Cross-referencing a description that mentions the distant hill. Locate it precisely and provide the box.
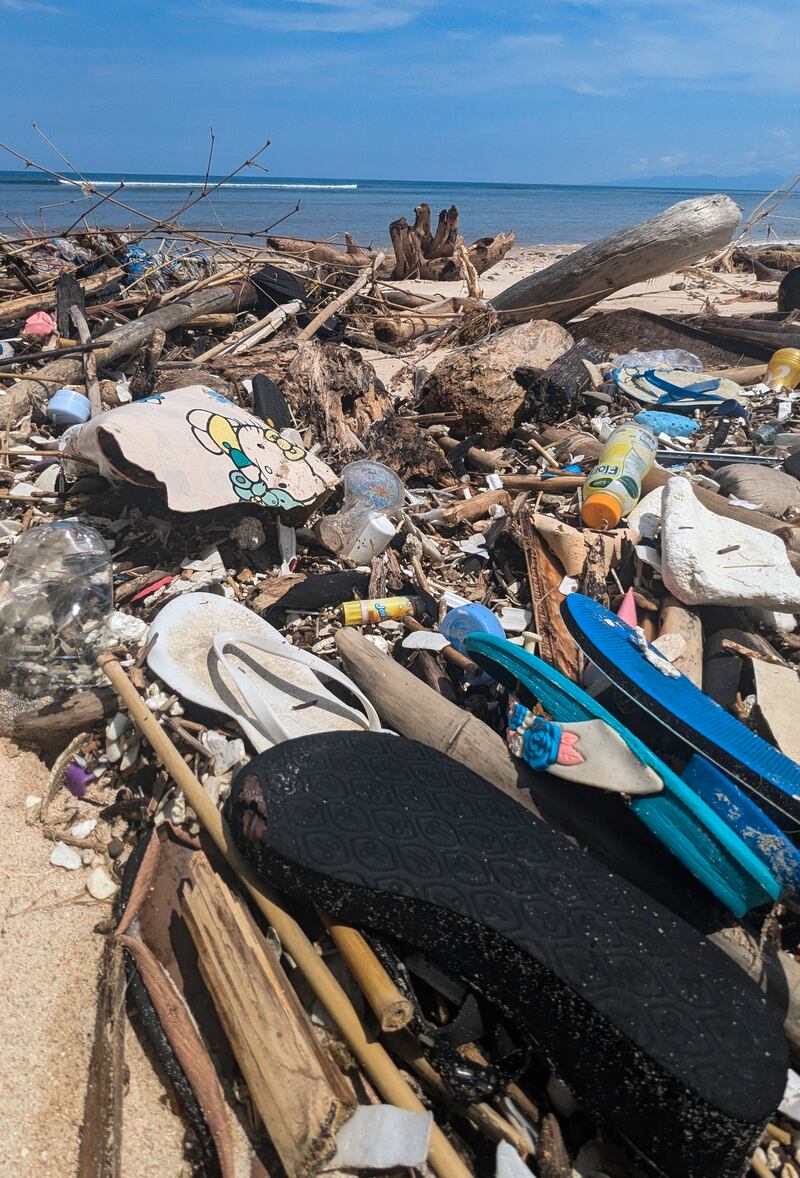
[607,172,791,192]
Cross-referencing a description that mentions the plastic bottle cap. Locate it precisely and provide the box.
[581,492,622,531]
[341,601,365,626]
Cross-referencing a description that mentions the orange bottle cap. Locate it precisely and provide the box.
[581,492,622,531]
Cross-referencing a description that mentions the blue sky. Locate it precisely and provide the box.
[2,0,798,183]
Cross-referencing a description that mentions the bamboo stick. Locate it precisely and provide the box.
[321,915,413,1032]
[97,653,473,1178]
[193,299,301,364]
[297,253,385,344]
[71,306,102,417]
[387,1032,532,1158]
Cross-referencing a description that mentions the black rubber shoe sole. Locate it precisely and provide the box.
[225,732,786,1178]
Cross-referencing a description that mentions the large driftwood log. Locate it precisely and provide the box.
[267,235,392,275]
[492,194,741,325]
[269,204,514,282]
[0,281,257,429]
[389,203,514,280]
[418,319,574,447]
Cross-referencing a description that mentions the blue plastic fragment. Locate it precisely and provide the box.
[634,410,700,438]
[713,399,749,420]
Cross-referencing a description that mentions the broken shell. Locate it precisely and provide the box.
[86,865,119,901]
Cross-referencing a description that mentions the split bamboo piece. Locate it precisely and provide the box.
[182,853,354,1176]
[71,306,102,417]
[297,253,385,344]
[320,915,413,1032]
[97,653,473,1178]
[194,299,301,364]
[77,937,125,1178]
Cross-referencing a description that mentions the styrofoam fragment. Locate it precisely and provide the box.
[661,477,800,610]
[495,1140,537,1178]
[402,630,450,652]
[499,607,533,633]
[328,1105,432,1170]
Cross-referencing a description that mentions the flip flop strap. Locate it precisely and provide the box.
[212,629,381,745]
[640,369,722,402]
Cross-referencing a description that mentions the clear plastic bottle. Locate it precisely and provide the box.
[317,461,405,562]
[581,423,657,530]
[0,520,113,698]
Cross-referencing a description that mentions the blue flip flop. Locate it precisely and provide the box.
[464,633,782,917]
[682,755,800,895]
[560,594,800,840]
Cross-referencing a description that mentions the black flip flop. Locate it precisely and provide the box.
[225,732,786,1178]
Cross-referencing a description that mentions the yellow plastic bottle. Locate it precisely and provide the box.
[581,423,657,530]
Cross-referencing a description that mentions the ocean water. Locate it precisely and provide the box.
[0,171,796,247]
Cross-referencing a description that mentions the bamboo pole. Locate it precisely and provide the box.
[193,299,301,364]
[320,915,413,1032]
[97,653,473,1178]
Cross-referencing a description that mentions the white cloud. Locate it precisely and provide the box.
[219,0,432,33]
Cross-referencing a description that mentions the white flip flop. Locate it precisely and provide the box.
[506,703,663,796]
[147,592,381,751]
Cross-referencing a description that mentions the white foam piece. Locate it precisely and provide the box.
[328,1105,432,1170]
[495,1140,537,1178]
[661,477,800,610]
[402,630,450,651]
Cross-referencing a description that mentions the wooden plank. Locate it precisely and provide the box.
[750,659,800,763]
[658,596,703,687]
[519,512,581,682]
[77,937,125,1178]
[181,853,355,1178]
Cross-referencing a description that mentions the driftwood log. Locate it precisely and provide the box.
[213,333,391,455]
[492,194,741,325]
[373,296,478,346]
[269,203,514,282]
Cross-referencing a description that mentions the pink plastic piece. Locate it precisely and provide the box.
[23,310,56,336]
[616,586,638,627]
[555,730,585,767]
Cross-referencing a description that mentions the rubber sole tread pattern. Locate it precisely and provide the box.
[225,732,786,1178]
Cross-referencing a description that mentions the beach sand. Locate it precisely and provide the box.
[367,243,776,388]
[0,241,780,1177]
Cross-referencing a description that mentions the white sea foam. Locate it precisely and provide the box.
[56,179,357,190]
